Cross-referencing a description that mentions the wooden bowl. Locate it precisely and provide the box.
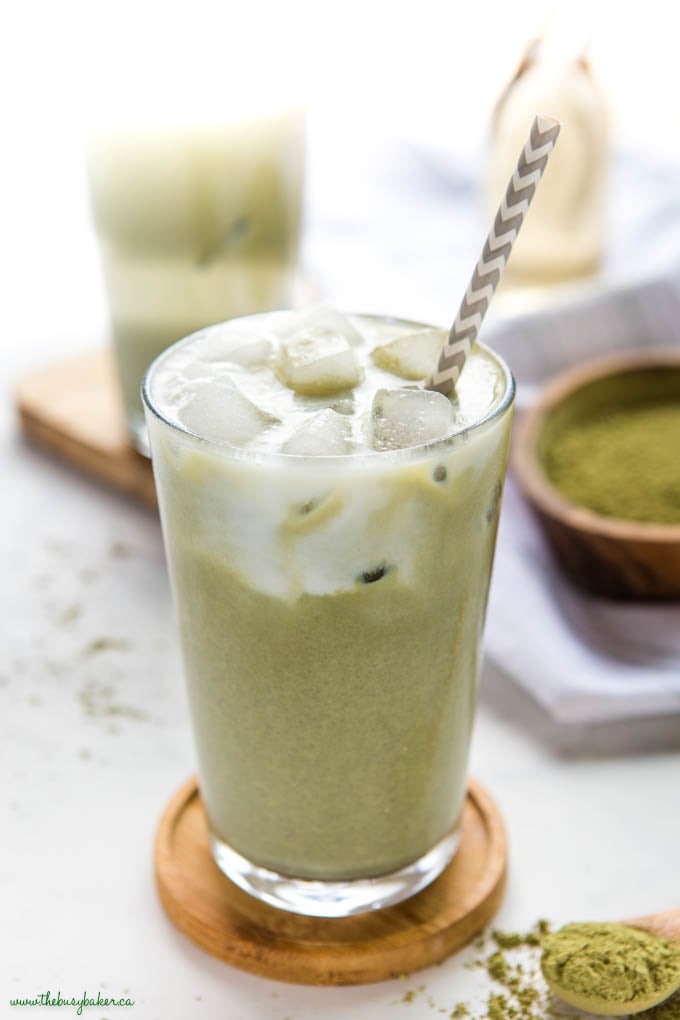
[512,350,680,601]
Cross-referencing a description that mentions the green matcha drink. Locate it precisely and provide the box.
[144,308,514,916]
[87,110,304,454]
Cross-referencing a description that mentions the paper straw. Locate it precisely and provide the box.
[428,114,561,395]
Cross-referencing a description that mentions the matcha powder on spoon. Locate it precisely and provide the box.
[541,922,680,1014]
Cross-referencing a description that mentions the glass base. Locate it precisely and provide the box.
[210,827,462,918]
[127,412,151,458]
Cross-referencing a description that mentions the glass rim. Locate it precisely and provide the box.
[141,311,516,468]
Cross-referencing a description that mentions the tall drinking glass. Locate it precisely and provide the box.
[143,310,514,916]
[87,110,305,454]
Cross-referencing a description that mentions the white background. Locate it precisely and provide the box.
[4,0,680,355]
[2,3,680,1019]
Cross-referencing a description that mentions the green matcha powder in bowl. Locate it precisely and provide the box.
[512,352,680,600]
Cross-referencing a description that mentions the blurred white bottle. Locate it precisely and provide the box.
[487,31,609,288]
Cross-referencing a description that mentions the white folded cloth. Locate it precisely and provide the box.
[486,480,680,725]
[488,265,680,408]
[483,270,680,725]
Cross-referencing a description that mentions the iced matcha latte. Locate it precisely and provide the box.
[144,308,514,916]
[87,110,304,453]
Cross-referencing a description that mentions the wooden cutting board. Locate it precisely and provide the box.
[15,349,157,507]
[155,776,508,986]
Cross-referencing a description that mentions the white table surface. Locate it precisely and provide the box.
[3,117,680,1020]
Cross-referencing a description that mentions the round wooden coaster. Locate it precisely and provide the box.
[154,777,507,986]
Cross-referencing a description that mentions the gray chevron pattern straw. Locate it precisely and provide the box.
[428,114,561,394]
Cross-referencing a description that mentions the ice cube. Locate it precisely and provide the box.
[181,360,233,382]
[283,409,352,456]
[273,306,365,347]
[197,326,273,367]
[329,397,355,416]
[276,332,363,395]
[370,328,445,380]
[369,388,455,451]
[178,380,279,446]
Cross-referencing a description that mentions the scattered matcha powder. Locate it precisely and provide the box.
[487,994,511,1020]
[83,637,132,656]
[396,923,554,1019]
[644,994,680,1020]
[78,679,146,721]
[55,603,81,625]
[109,540,133,559]
[488,952,509,983]
[44,538,73,557]
[493,932,524,949]
[481,923,555,1020]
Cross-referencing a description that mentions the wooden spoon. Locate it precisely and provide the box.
[542,909,680,1016]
